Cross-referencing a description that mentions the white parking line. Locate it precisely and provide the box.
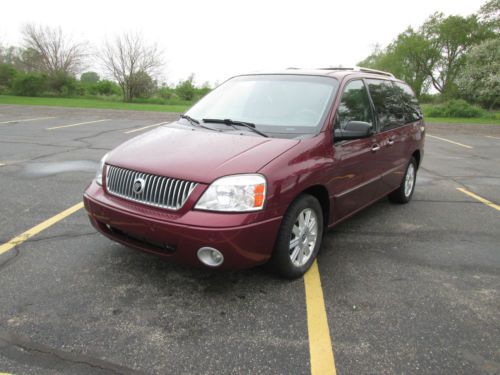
[0,116,55,125]
[485,135,500,140]
[0,163,5,167]
[427,134,473,149]
[124,122,170,134]
[46,119,110,130]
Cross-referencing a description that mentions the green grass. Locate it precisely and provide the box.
[425,117,500,125]
[0,95,192,113]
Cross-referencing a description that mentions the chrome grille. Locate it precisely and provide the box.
[106,165,197,210]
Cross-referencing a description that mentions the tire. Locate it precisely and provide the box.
[388,156,417,204]
[271,194,324,279]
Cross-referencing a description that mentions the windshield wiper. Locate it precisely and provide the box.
[202,118,269,138]
[180,114,221,132]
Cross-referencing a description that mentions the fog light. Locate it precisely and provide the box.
[197,247,224,267]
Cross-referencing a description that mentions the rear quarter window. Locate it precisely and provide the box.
[394,82,423,123]
[365,79,405,131]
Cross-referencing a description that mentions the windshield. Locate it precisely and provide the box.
[185,75,339,137]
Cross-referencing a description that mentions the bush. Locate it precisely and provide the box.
[95,80,121,96]
[48,72,79,96]
[425,99,485,118]
[0,64,17,89]
[175,79,196,101]
[11,72,48,96]
[157,86,175,99]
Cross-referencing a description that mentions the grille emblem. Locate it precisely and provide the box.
[132,178,145,195]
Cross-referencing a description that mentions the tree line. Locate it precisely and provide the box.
[358,0,499,110]
[0,26,210,103]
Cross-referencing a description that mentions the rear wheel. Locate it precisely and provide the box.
[271,194,323,279]
[388,157,417,204]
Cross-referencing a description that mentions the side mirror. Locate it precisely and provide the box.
[334,121,372,141]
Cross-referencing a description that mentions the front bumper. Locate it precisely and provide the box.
[83,182,282,269]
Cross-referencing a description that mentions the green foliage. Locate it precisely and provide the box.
[359,29,436,97]
[85,80,121,96]
[0,64,17,91]
[157,86,176,100]
[421,12,493,95]
[424,100,485,118]
[48,72,79,96]
[479,0,500,33]
[457,38,500,109]
[175,76,196,101]
[11,72,48,96]
[80,71,100,83]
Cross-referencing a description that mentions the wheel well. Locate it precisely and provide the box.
[412,150,421,168]
[301,185,330,227]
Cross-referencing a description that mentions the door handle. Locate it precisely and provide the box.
[388,138,394,145]
[371,144,381,152]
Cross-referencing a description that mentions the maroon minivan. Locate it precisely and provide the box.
[84,68,425,278]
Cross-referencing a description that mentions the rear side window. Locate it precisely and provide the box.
[366,79,405,131]
[335,80,373,131]
[394,82,423,123]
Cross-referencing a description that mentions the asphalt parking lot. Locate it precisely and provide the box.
[0,105,499,375]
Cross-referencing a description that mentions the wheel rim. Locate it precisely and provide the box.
[404,163,415,197]
[289,208,318,267]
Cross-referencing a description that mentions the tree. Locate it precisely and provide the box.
[457,38,500,109]
[359,29,438,97]
[21,24,87,75]
[478,0,500,33]
[421,13,491,96]
[80,71,100,83]
[100,32,163,102]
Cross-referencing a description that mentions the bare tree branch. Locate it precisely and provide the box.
[21,23,88,76]
[99,32,164,102]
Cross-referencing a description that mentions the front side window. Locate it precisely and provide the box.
[335,80,374,131]
[366,79,405,131]
[186,75,339,138]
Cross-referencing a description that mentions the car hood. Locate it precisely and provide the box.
[106,124,300,184]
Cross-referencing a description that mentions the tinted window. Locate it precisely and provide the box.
[366,79,405,130]
[394,82,423,123]
[335,80,373,131]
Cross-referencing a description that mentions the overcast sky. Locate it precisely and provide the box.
[1,0,485,86]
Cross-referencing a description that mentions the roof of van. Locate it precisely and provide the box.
[237,67,400,81]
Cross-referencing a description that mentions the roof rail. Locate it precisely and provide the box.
[317,66,395,78]
[356,66,394,78]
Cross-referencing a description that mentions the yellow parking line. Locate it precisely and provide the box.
[0,116,55,125]
[0,202,84,256]
[304,260,337,375]
[427,134,473,149]
[47,119,109,130]
[457,188,500,212]
[485,135,500,140]
[124,122,169,134]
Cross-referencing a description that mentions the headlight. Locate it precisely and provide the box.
[95,153,108,186]
[195,174,266,212]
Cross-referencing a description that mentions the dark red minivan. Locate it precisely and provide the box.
[84,68,425,278]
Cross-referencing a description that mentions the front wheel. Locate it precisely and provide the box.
[271,194,324,279]
[388,156,417,204]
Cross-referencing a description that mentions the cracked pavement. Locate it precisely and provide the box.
[0,105,499,374]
